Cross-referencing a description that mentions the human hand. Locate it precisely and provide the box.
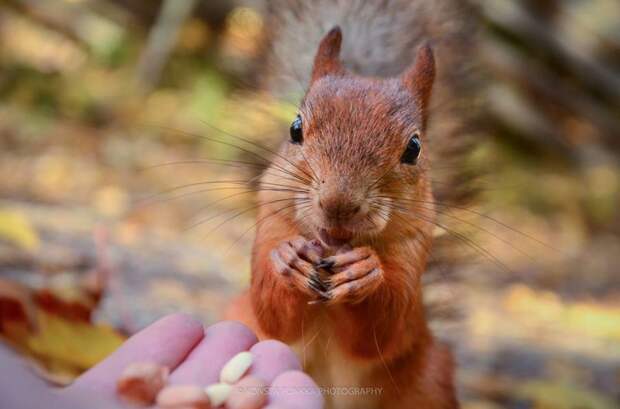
[1,314,323,409]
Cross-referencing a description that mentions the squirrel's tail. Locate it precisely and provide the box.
[260,0,481,324]
[261,0,475,91]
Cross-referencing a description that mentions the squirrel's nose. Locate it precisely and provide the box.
[319,197,362,221]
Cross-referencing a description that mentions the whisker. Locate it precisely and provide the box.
[188,188,309,225]
[139,158,265,172]
[371,194,561,253]
[373,196,541,264]
[199,121,318,184]
[298,147,320,186]
[206,198,306,241]
[403,201,541,263]
[225,200,314,255]
[387,208,515,275]
[373,326,401,396]
[136,178,309,207]
[367,160,400,192]
[133,181,252,209]
[140,158,314,186]
[152,125,313,186]
[190,197,309,236]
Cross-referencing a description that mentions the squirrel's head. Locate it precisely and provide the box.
[266,26,437,246]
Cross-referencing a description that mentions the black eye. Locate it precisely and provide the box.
[290,114,303,145]
[401,134,421,164]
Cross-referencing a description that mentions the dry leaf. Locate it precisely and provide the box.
[0,209,40,251]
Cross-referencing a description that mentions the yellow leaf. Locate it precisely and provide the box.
[0,209,40,251]
[24,311,125,374]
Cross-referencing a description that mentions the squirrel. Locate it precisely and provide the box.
[226,1,476,408]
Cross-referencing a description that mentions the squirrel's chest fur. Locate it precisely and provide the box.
[290,316,381,409]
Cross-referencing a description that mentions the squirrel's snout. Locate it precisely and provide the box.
[318,196,362,223]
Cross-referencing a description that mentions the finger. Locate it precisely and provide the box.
[272,249,294,277]
[169,321,257,385]
[336,244,352,254]
[290,237,324,264]
[248,340,301,384]
[273,249,325,299]
[280,242,317,278]
[326,258,377,287]
[278,241,299,266]
[71,313,204,394]
[292,256,318,278]
[328,268,382,304]
[317,247,370,269]
[279,243,320,280]
[268,370,324,409]
[293,269,325,299]
[277,240,324,283]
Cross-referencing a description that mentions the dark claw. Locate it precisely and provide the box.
[309,273,328,291]
[309,278,331,297]
[308,278,330,297]
[316,260,335,269]
[308,279,323,294]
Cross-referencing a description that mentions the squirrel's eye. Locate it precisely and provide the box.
[290,114,303,145]
[401,134,421,164]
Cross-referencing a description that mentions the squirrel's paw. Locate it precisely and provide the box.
[318,247,384,304]
[270,236,329,300]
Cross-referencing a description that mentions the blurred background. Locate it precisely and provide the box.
[0,0,618,408]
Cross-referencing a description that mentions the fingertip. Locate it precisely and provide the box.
[206,320,258,345]
[269,370,324,409]
[272,370,319,388]
[157,312,205,335]
[249,340,301,383]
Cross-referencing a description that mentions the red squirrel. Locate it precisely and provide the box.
[226,23,460,408]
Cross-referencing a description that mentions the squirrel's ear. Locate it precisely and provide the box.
[402,43,436,117]
[311,26,345,83]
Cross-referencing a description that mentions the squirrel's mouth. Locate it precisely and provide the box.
[318,228,353,247]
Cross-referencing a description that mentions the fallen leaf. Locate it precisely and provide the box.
[0,209,40,251]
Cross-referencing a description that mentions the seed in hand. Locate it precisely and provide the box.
[220,351,253,384]
[116,362,169,406]
[205,383,232,407]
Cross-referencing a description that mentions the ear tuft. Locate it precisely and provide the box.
[311,26,345,82]
[402,43,436,119]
